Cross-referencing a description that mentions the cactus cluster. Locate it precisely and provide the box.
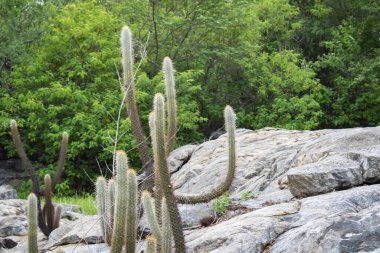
[96,151,158,253]
[118,25,237,253]
[10,120,67,236]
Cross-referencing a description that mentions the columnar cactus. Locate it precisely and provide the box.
[121,26,154,191]
[96,177,108,244]
[28,193,38,253]
[152,93,185,252]
[125,169,138,253]
[161,198,172,253]
[10,120,68,236]
[175,105,236,204]
[163,57,177,153]
[111,151,129,253]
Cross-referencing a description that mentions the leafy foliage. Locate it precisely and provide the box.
[1,0,379,194]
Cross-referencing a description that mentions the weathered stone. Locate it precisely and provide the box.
[287,155,363,197]
[0,159,26,187]
[44,243,110,253]
[43,215,103,251]
[185,184,380,253]
[269,185,380,253]
[0,185,18,200]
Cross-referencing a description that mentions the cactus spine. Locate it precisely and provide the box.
[125,169,138,253]
[153,94,185,253]
[121,26,154,192]
[28,193,38,253]
[111,151,129,253]
[175,105,236,204]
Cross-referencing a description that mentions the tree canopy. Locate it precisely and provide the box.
[1,0,379,193]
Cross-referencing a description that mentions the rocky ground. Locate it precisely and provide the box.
[1,127,380,252]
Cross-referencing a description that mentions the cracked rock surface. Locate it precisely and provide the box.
[2,127,380,252]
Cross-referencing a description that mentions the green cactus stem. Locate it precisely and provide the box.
[149,112,162,224]
[53,205,62,230]
[27,193,38,253]
[163,57,177,153]
[125,169,138,253]
[96,177,108,244]
[52,132,68,188]
[43,174,55,233]
[107,179,115,244]
[142,191,162,243]
[175,105,236,204]
[153,94,185,253]
[111,151,129,253]
[120,26,154,192]
[161,198,172,253]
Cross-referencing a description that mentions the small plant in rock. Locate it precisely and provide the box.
[213,192,231,216]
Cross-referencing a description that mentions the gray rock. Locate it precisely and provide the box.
[0,200,27,237]
[44,243,110,253]
[43,215,103,252]
[185,184,380,253]
[0,159,26,187]
[0,185,18,200]
[287,155,363,197]
[269,184,380,253]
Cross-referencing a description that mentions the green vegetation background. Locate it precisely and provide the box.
[1,0,379,195]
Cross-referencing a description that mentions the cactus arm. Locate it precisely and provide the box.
[120,26,154,192]
[146,236,157,253]
[153,94,185,253]
[125,169,138,253]
[53,205,62,229]
[111,151,129,253]
[161,198,173,253]
[96,177,108,244]
[149,112,162,223]
[142,191,162,243]
[106,179,115,244]
[53,132,69,188]
[175,106,236,204]
[163,57,177,153]
[10,120,42,211]
[43,174,55,234]
[27,193,38,253]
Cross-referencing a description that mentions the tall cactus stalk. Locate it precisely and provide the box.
[53,132,68,188]
[149,112,162,224]
[43,175,55,233]
[28,193,38,253]
[125,169,138,253]
[161,198,172,253]
[175,105,236,204]
[107,179,115,244]
[142,191,162,243]
[96,177,108,244]
[121,26,154,192]
[153,94,185,253]
[163,57,177,153]
[111,151,129,253]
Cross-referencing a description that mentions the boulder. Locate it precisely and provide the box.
[0,185,18,200]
